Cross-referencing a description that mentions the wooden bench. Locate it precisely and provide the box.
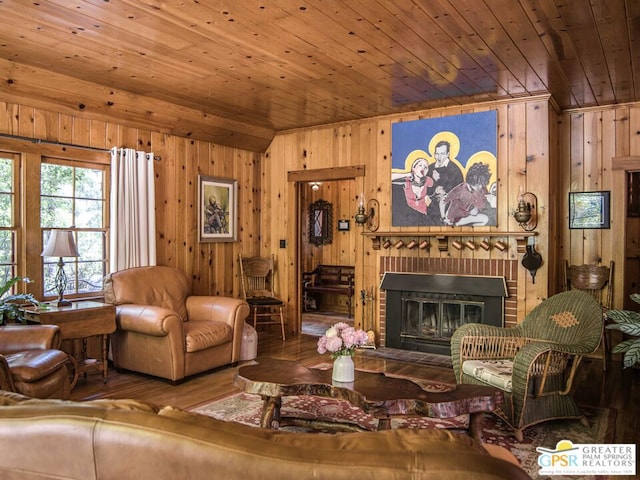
[303,264,355,317]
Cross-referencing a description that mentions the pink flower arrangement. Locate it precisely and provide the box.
[317,322,369,359]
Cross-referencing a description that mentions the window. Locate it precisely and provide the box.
[41,159,108,299]
[0,153,17,287]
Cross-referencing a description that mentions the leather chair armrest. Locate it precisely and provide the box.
[0,325,61,353]
[116,305,184,338]
[186,297,249,328]
[186,297,250,361]
[0,355,17,392]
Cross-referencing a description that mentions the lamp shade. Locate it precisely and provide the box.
[41,230,80,258]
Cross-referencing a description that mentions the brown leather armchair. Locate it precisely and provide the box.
[0,324,70,399]
[104,266,250,383]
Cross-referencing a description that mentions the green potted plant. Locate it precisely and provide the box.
[606,293,640,368]
[0,276,40,325]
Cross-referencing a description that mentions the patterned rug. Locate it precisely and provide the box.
[192,378,616,480]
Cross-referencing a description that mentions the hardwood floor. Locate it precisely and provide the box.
[71,327,639,447]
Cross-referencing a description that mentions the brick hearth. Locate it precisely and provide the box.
[378,256,518,347]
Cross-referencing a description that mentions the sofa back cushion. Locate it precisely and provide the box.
[104,266,190,321]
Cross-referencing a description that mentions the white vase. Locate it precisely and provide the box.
[332,355,355,383]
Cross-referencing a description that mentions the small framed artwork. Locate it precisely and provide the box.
[198,175,238,242]
[337,219,350,231]
[569,191,610,229]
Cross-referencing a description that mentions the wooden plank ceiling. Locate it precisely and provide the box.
[0,0,638,152]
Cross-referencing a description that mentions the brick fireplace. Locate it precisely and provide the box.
[378,257,518,353]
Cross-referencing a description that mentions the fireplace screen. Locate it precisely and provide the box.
[381,273,507,356]
[401,293,484,345]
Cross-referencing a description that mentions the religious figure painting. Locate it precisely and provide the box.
[391,111,498,227]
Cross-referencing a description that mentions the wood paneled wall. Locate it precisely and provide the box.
[0,101,262,298]
[268,96,555,331]
[3,96,639,335]
[559,105,640,309]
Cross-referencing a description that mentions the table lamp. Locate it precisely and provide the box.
[41,230,80,306]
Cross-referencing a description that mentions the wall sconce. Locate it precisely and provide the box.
[513,191,537,231]
[354,193,379,232]
[310,182,320,191]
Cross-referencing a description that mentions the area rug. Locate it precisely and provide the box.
[192,386,616,480]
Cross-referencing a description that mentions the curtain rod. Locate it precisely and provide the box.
[0,133,161,161]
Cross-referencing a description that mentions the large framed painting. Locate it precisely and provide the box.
[569,191,610,229]
[391,111,498,227]
[198,175,238,242]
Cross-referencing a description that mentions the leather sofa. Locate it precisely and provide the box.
[0,390,530,480]
[0,325,70,399]
[104,266,250,383]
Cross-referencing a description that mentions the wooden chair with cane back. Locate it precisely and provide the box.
[564,261,614,371]
[239,254,286,341]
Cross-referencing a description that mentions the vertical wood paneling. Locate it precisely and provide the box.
[525,100,550,307]
[506,101,530,319]
[582,111,602,263]
[5,96,640,330]
[72,116,91,147]
[568,113,585,264]
[89,120,107,149]
[268,98,555,330]
[2,102,263,302]
[183,139,196,284]
[548,107,562,294]
[18,106,35,137]
[559,104,640,309]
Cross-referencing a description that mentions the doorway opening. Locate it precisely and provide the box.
[625,170,640,310]
[288,166,365,336]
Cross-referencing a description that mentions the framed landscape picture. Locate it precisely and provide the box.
[198,175,238,242]
[569,191,610,229]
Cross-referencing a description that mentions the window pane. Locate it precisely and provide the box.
[0,195,11,227]
[0,158,12,193]
[75,199,103,228]
[41,197,73,228]
[41,159,107,299]
[0,230,13,264]
[0,156,15,285]
[78,261,105,293]
[0,157,13,228]
[77,231,104,261]
[76,168,103,199]
[0,265,14,292]
[41,163,73,197]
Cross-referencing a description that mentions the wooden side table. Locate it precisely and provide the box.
[22,301,116,388]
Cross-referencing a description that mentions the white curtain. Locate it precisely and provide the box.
[109,147,157,272]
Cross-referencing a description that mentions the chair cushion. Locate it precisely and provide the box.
[183,321,232,353]
[6,350,68,382]
[247,297,284,306]
[462,359,514,392]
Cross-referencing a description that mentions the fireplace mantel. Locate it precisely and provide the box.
[363,230,537,252]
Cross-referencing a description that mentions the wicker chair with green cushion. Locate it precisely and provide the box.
[451,290,603,441]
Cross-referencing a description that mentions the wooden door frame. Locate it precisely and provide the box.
[287,166,365,333]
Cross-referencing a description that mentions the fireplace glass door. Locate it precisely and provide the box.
[401,293,484,347]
